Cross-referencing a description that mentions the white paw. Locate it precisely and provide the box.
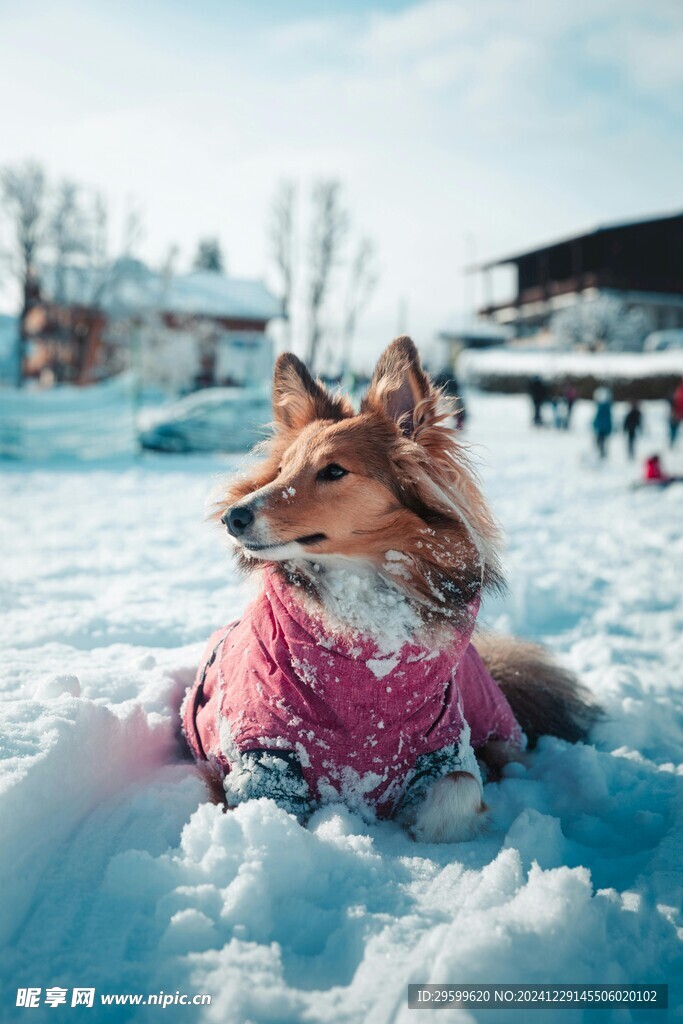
[412,771,486,843]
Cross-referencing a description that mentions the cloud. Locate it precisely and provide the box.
[361,0,474,60]
[585,19,683,98]
[358,0,683,113]
[266,17,342,56]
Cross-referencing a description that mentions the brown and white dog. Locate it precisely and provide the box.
[184,337,598,842]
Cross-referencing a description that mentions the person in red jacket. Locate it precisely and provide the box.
[642,454,683,486]
[644,454,665,482]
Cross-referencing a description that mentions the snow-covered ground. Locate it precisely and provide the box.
[0,375,137,460]
[1,394,682,1023]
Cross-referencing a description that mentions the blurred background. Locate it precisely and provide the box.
[0,0,682,456]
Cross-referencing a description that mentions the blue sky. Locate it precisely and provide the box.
[1,0,681,366]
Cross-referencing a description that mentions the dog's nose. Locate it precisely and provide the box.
[222,505,254,537]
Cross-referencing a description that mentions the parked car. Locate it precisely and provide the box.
[138,386,271,453]
[644,330,683,352]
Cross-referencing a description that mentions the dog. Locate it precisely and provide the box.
[182,336,598,842]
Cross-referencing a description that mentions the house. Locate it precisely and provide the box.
[472,211,683,339]
[26,260,282,390]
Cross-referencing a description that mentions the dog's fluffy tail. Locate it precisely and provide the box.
[475,633,601,747]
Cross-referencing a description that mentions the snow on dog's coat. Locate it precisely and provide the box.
[182,566,523,818]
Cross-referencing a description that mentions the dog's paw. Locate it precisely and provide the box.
[411,771,487,843]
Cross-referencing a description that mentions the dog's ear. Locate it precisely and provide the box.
[361,336,433,436]
[273,353,351,429]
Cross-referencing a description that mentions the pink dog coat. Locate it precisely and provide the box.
[182,568,522,818]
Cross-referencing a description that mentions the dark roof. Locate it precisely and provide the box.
[472,211,683,271]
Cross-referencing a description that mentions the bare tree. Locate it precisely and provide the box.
[552,296,651,353]
[0,162,158,386]
[340,237,378,374]
[91,192,108,268]
[121,202,145,260]
[0,160,47,385]
[84,198,145,310]
[306,180,347,370]
[268,180,296,344]
[46,188,147,383]
[85,201,147,381]
[49,181,92,304]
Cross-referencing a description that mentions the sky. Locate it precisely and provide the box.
[1,0,682,369]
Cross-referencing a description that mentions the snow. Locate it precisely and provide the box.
[0,380,273,461]
[163,272,282,322]
[37,262,282,323]
[0,374,137,460]
[460,346,683,385]
[297,561,423,658]
[2,394,682,1022]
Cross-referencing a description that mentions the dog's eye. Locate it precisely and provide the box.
[316,463,348,481]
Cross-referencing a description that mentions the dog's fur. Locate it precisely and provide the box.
[211,336,599,840]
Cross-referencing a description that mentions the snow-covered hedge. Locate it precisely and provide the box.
[0,374,137,460]
[459,349,683,399]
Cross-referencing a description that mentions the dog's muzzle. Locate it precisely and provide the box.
[222,505,254,537]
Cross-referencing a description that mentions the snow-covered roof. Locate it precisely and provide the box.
[459,346,683,383]
[437,318,512,345]
[37,261,282,323]
[164,271,282,320]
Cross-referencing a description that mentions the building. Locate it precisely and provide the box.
[26,260,282,390]
[435,319,512,370]
[473,212,683,338]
